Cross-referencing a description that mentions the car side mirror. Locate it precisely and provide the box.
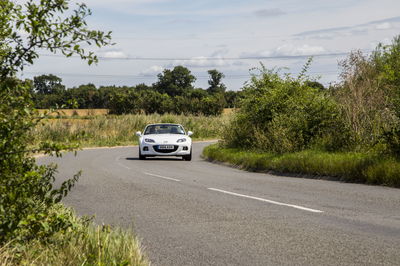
[187,131,193,136]
[135,131,142,137]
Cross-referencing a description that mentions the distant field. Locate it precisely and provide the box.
[38,109,109,117]
[223,108,236,115]
[30,113,228,148]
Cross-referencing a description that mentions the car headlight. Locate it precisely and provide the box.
[144,138,155,143]
[177,138,187,143]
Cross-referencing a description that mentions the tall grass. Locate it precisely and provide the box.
[0,228,148,266]
[203,144,400,187]
[29,113,228,147]
[0,205,148,266]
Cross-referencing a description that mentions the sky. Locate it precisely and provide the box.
[19,0,400,90]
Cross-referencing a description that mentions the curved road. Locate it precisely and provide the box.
[39,142,400,266]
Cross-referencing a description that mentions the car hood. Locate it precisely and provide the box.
[142,134,190,144]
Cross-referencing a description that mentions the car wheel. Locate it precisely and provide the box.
[183,148,192,161]
[139,149,146,160]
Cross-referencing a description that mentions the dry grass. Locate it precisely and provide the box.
[30,113,228,147]
[335,51,398,146]
[222,108,236,115]
[0,206,148,266]
[38,109,109,117]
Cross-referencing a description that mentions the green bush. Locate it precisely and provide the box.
[0,79,80,244]
[373,36,400,116]
[223,65,346,153]
[208,39,400,188]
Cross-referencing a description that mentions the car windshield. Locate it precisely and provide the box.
[144,124,185,135]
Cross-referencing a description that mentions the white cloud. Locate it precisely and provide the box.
[168,48,241,68]
[273,44,326,56]
[296,16,400,40]
[19,0,400,91]
[171,57,229,68]
[98,49,127,59]
[140,65,164,76]
[375,22,392,30]
[242,44,326,58]
[72,0,178,16]
[169,54,245,68]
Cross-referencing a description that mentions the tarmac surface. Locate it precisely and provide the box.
[39,142,400,266]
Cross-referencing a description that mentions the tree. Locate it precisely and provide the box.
[0,0,112,78]
[134,83,152,91]
[189,88,208,99]
[32,75,69,108]
[66,83,98,108]
[108,87,141,114]
[138,90,173,114]
[33,74,65,95]
[224,90,242,108]
[199,95,225,116]
[0,0,112,243]
[305,81,325,91]
[207,69,226,94]
[154,66,196,97]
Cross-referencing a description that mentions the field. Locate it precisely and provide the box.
[38,109,109,117]
[30,113,229,148]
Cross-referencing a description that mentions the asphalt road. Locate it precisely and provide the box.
[39,142,400,266]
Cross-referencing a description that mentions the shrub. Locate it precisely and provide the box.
[333,50,398,150]
[0,79,80,244]
[223,64,345,153]
[373,36,400,116]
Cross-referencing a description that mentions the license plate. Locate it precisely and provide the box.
[158,145,174,149]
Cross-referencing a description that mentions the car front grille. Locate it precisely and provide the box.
[153,145,179,153]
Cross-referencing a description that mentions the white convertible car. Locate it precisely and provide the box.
[136,123,193,161]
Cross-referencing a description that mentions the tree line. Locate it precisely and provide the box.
[31,66,243,116]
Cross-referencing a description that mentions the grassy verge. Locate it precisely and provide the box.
[0,205,148,266]
[29,113,228,148]
[202,143,400,187]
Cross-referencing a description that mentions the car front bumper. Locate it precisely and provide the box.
[140,144,191,156]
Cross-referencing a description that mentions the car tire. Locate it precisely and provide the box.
[183,148,192,161]
[139,149,146,160]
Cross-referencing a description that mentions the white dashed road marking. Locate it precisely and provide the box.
[144,172,181,182]
[208,188,324,213]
